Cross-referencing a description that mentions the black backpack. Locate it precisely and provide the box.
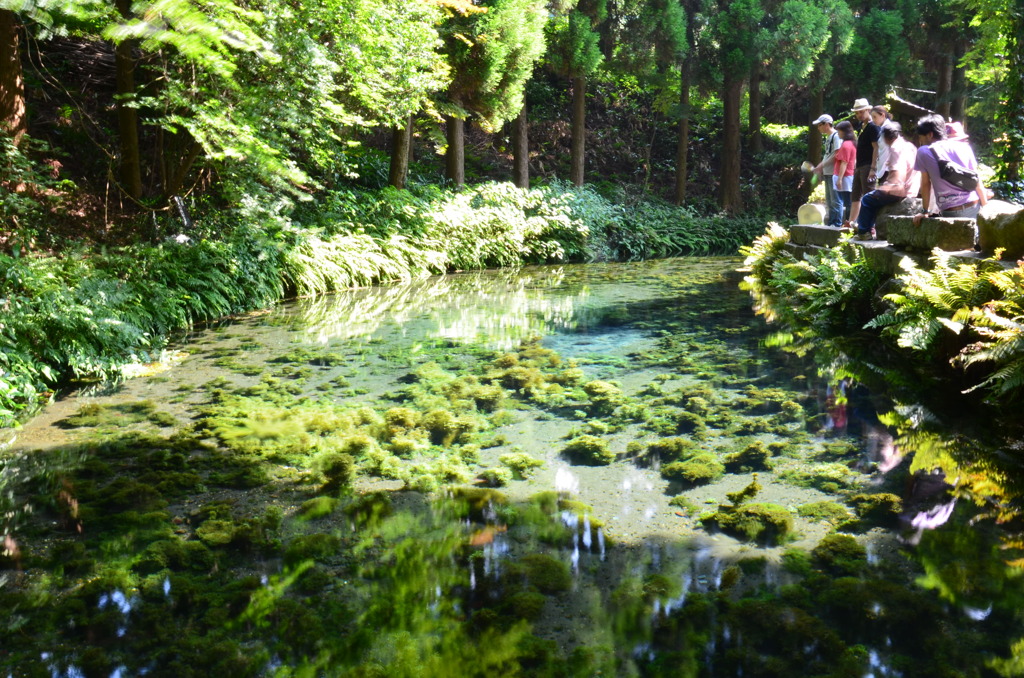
[929,146,979,191]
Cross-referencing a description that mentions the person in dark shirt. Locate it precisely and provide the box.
[848,98,880,226]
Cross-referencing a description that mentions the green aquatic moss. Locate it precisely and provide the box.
[646,437,699,462]
[283,533,342,568]
[498,451,544,478]
[519,553,572,594]
[661,455,724,486]
[196,519,237,546]
[676,411,708,439]
[562,435,615,465]
[58,401,159,428]
[480,467,513,487]
[704,503,794,545]
[724,441,773,472]
[298,496,341,520]
[725,476,762,506]
[668,495,700,515]
[848,493,903,526]
[812,534,868,575]
[315,452,355,493]
[797,501,852,525]
[582,380,624,415]
[778,463,858,493]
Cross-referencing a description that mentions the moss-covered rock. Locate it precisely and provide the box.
[812,534,868,575]
[848,493,903,526]
[661,455,724,486]
[704,503,793,545]
[646,437,699,463]
[582,380,624,415]
[797,501,852,526]
[479,467,513,487]
[498,451,544,478]
[723,441,773,472]
[562,435,615,465]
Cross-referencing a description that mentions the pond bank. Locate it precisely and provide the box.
[0,182,770,429]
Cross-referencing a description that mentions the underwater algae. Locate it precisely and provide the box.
[3,258,1022,676]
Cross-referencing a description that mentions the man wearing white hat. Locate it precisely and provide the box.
[811,114,842,227]
[849,98,880,225]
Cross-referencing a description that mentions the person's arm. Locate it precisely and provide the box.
[814,133,839,172]
[913,172,933,225]
[878,166,907,195]
[834,159,848,186]
[868,141,879,180]
[976,177,988,205]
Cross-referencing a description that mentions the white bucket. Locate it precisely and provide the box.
[797,203,826,225]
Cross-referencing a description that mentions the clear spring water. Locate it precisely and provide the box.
[2,257,1022,677]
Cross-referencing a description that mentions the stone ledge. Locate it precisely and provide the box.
[886,215,976,252]
[788,224,851,247]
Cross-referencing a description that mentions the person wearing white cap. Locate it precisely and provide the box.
[811,114,842,227]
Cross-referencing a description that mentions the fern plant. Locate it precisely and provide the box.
[867,250,999,352]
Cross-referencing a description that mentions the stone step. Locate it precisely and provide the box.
[788,224,852,247]
[885,215,976,251]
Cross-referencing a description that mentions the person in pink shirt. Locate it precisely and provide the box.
[855,122,920,240]
[832,120,857,225]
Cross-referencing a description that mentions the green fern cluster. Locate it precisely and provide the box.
[742,225,1024,399]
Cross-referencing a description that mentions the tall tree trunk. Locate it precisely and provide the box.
[389,116,413,190]
[0,10,26,145]
[950,42,967,123]
[674,61,691,205]
[719,74,743,213]
[512,105,529,189]
[114,0,143,200]
[936,53,953,120]
[748,59,763,154]
[570,75,586,187]
[445,115,465,188]
[808,86,823,163]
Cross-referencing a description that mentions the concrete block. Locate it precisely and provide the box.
[874,198,923,241]
[783,242,820,261]
[978,200,1024,260]
[885,215,976,252]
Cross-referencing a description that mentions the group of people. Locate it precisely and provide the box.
[811,98,987,241]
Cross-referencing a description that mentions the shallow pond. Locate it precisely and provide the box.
[2,257,1023,677]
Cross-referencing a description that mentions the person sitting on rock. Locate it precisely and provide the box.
[913,114,987,225]
[854,123,920,240]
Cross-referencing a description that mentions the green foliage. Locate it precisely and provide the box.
[842,9,913,105]
[442,0,548,129]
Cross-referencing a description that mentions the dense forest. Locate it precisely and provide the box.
[1,0,1023,422]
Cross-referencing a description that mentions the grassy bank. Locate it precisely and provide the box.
[0,181,768,428]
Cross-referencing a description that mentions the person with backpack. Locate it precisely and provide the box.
[812,114,843,227]
[913,114,987,223]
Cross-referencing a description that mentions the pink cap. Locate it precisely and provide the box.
[946,121,969,140]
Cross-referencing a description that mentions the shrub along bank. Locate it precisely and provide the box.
[739,224,1024,408]
[0,181,767,428]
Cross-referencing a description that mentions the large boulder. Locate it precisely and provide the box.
[886,215,976,252]
[874,198,923,241]
[978,200,1024,259]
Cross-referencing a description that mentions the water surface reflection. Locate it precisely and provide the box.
[1,258,1023,676]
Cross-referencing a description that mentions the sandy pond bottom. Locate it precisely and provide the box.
[0,258,1013,677]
